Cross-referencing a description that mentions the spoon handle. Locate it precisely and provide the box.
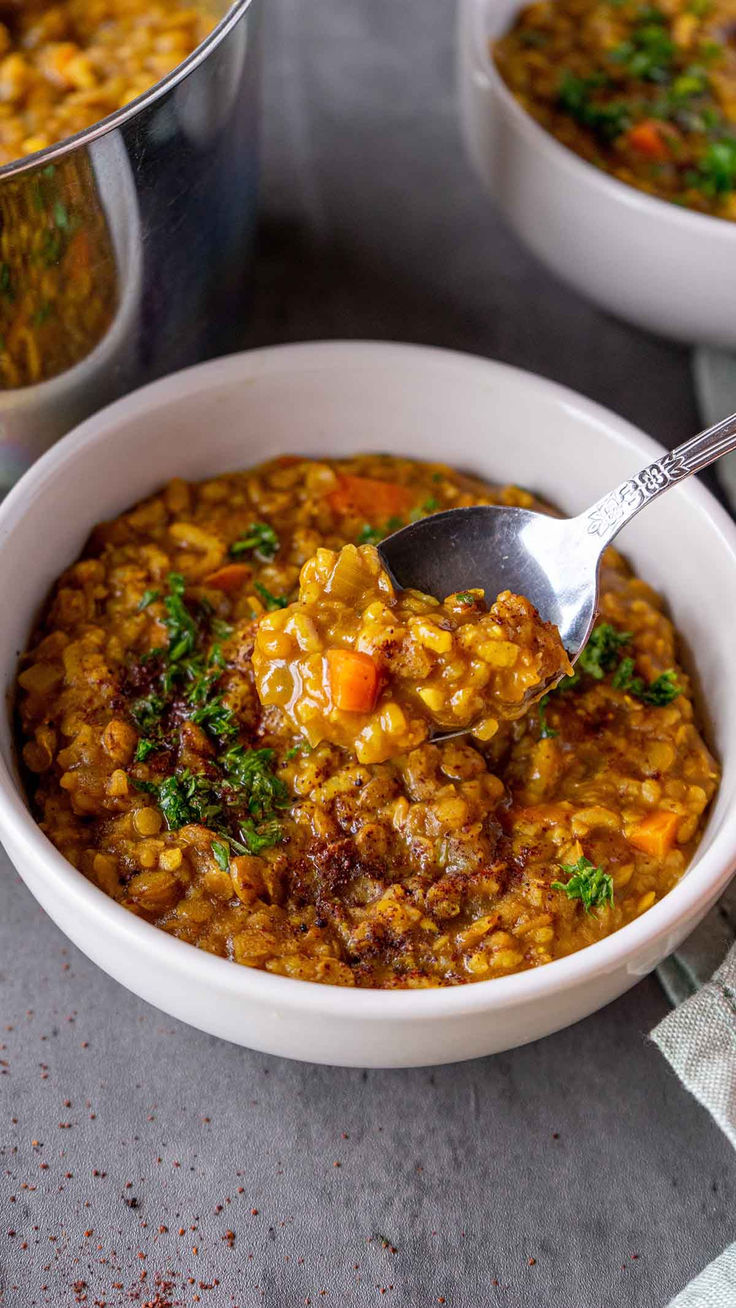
[577,409,736,548]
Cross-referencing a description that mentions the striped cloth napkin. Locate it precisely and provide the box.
[652,350,736,1306]
[652,886,736,1304]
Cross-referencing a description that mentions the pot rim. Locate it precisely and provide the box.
[0,0,255,182]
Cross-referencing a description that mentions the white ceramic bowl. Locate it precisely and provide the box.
[458,0,736,348]
[1,341,735,1067]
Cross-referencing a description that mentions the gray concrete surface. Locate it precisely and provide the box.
[2,0,734,1304]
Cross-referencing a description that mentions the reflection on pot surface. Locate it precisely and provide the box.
[0,154,117,388]
[0,0,261,490]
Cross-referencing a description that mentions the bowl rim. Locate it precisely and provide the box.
[0,0,255,182]
[465,0,736,241]
[2,338,736,1021]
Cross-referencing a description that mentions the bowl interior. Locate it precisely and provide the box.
[1,341,735,950]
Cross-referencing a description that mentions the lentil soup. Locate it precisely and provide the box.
[16,455,719,989]
[494,0,736,220]
[0,0,216,166]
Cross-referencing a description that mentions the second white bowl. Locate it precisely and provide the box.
[458,0,736,348]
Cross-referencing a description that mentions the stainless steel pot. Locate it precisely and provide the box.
[0,0,261,489]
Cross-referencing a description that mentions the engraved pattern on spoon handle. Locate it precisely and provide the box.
[578,410,736,548]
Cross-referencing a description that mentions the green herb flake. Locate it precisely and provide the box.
[210,617,234,641]
[137,587,160,612]
[134,738,158,763]
[211,838,231,872]
[156,770,225,831]
[163,572,198,662]
[221,745,290,820]
[557,71,631,141]
[239,819,284,855]
[132,777,158,796]
[578,623,632,680]
[130,693,165,734]
[695,137,736,196]
[230,522,280,562]
[356,524,383,546]
[611,14,675,83]
[190,694,239,743]
[612,658,681,705]
[552,856,614,912]
[254,581,288,612]
[284,740,312,761]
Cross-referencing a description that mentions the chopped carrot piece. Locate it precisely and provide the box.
[203,563,251,593]
[327,648,380,713]
[625,120,671,162]
[327,475,413,521]
[629,810,680,858]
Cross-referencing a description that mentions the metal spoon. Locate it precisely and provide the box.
[378,410,736,705]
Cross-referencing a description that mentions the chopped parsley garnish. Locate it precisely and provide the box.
[356,524,383,546]
[694,138,736,196]
[556,622,632,693]
[612,659,680,705]
[221,746,290,820]
[157,771,224,830]
[137,588,160,612]
[134,738,158,763]
[254,581,288,611]
[211,838,231,872]
[239,819,284,855]
[163,572,197,662]
[355,515,406,546]
[130,692,165,734]
[210,617,234,641]
[135,764,287,854]
[552,856,614,912]
[558,72,631,142]
[230,522,280,563]
[126,574,293,853]
[185,643,225,707]
[579,623,633,680]
[610,11,675,83]
[284,740,312,761]
[539,622,680,731]
[454,592,476,606]
[189,695,239,743]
